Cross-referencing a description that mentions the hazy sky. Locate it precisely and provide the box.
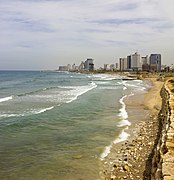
[0,0,174,70]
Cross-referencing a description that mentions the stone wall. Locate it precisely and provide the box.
[143,79,174,180]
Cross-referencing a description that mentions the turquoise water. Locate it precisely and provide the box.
[0,71,148,179]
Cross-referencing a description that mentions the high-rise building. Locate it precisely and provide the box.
[110,64,115,71]
[149,54,161,72]
[67,64,71,71]
[78,61,85,71]
[84,58,94,71]
[141,55,148,65]
[127,55,132,70]
[119,58,127,71]
[141,55,149,71]
[72,64,76,71]
[131,52,142,71]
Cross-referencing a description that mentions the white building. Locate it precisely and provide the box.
[141,55,148,65]
[131,52,142,71]
[119,58,127,71]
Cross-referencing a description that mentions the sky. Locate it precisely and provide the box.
[0,0,174,70]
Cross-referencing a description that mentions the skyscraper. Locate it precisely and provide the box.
[131,52,142,71]
[84,58,94,71]
[149,54,161,72]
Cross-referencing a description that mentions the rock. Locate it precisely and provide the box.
[161,144,168,154]
[111,175,116,180]
[123,165,130,172]
[73,155,83,159]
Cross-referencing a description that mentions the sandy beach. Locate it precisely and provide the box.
[101,78,164,179]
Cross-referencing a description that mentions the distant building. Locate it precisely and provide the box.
[142,64,150,72]
[84,58,94,71]
[149,54,161,72]
[59,66,68,71]
[67,64,71,71]
[78,61,85,71]
[115,63,119,70]
[141,55,149,71]
[110,64,115,71]
[127,55,132,70]
[141,55,148,65]
[131,52,142,71]
[104,64,109,71]
[119,58,127,71]
[72,64,76,71]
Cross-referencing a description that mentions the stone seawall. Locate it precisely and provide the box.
[143,79,174,180]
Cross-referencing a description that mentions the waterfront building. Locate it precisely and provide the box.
[149,54,161,72]
[72,64,76,71]
[110,64,115,71]
[104,64,109,71]
[67,64,71,71]
[141,55,148,65]
[131,52,142,71]
[59,66,68,71]
[78,61,85,71]
[119,58,127,71]
[142,55,149,71]
[115,63,119,70]
[84,58,94,71]
[127,55,132,70]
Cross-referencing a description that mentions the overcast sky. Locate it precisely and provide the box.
[0,0,174,70]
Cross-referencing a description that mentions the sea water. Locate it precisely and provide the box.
[0,71,148,180]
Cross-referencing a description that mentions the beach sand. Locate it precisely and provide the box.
[101,78,164,179]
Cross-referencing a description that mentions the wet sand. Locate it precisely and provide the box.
[101,78,164,179]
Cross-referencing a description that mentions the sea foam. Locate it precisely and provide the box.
[0,96,13,103]
[119,95,128,120]
[100,130,130,160]
[0,106,54,119]
[64,82,97,103]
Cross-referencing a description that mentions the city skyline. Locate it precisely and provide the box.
[0,0,174,70]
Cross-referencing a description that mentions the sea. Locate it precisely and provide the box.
[0,71,149,180]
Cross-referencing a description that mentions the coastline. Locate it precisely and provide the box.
[101,77,164,179]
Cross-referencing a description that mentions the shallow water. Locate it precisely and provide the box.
[0,71,149,179]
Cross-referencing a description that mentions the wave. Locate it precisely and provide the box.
[122,80,147,92]
[0,106,54,119]
[17,87,58,97]
[119,95,128,120]
[113,131,130,144]
[91,74,121,81]
[31,106,54,114]
[100,130,130,160]
[117,119,131,127]
[0,96,13,103]
[64,82,97,103]
[99,86,120,90]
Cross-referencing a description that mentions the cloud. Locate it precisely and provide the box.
[0,0,174,69]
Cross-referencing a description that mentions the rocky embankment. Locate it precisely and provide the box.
[162,79,174,180]
[102,78,174,180]
[142,78,174,180]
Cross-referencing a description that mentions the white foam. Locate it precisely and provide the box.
[117,119,131,127]
[119,95,128,119]
[64,82,97,103]
[100,144,112,161]
[32,106,54,114]
[99,86,120,90]
[0,106,54,119]
[91,74,121,81]
[113,131,130,144]
[0,96,13,103]
[100,130,130,160]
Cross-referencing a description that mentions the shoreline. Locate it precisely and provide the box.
[101,77,164,179]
